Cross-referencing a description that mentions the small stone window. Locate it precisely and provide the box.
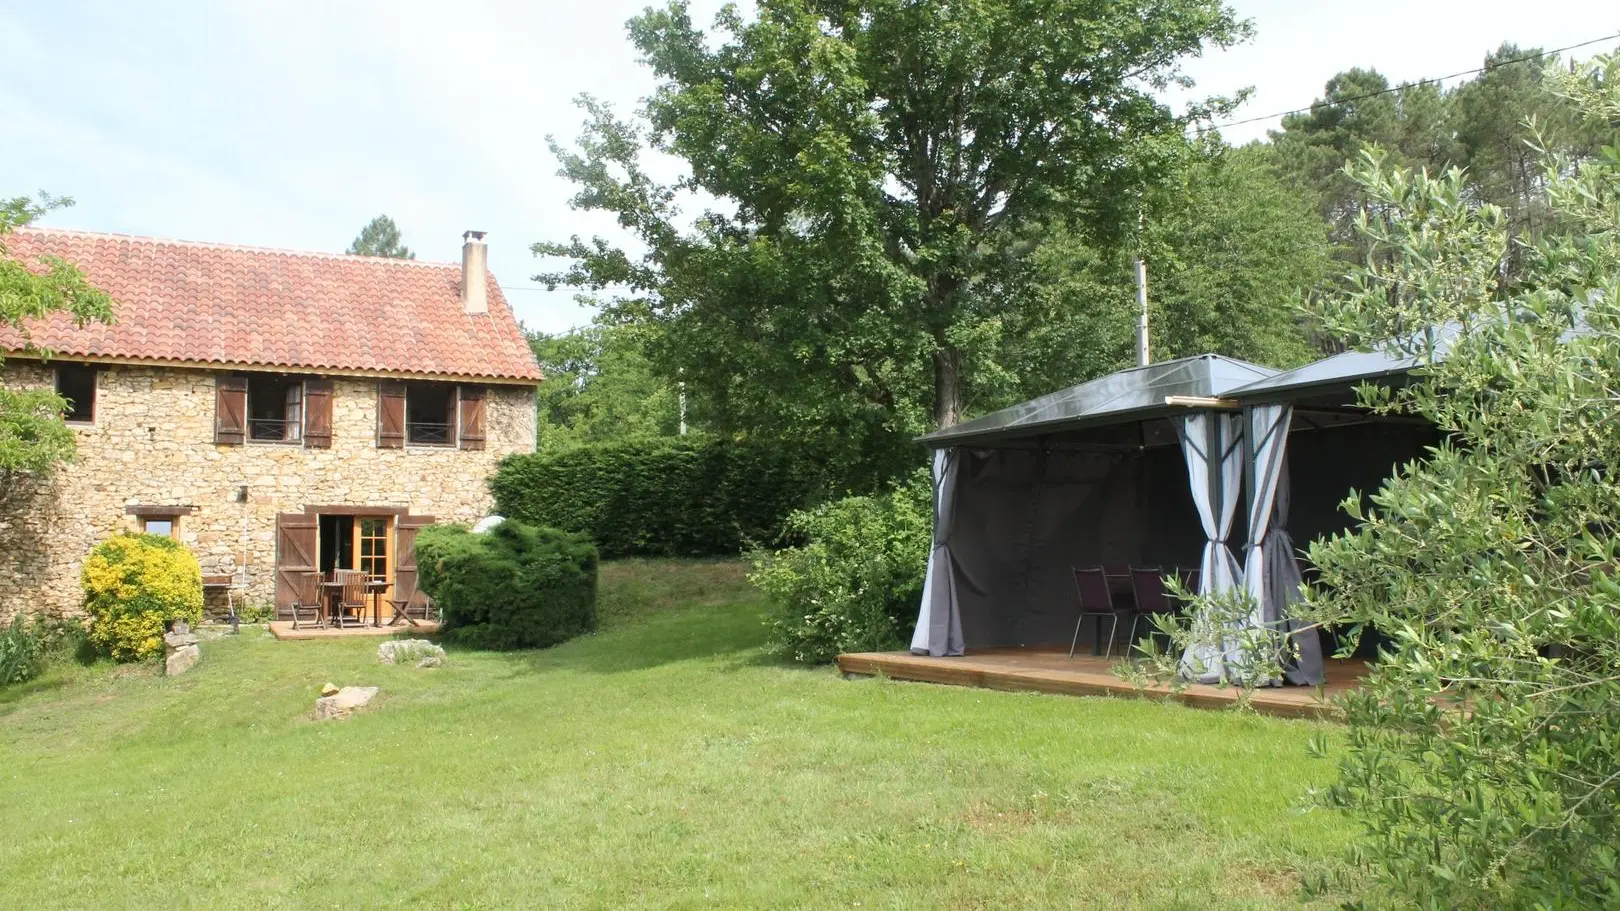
[127,505,193,540]
[56,364,96,424]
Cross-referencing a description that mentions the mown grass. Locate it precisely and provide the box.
[0,559,1355,909]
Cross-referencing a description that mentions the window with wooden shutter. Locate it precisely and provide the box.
[458,386,486,450]
[377,381,406,448]
[215,375,248,445]
[303,379,333,448]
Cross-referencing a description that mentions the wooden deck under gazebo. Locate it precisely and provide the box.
[836,649,1369,719]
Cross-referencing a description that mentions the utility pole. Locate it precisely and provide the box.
[678,376,688,436]
[1134,255,1150,367]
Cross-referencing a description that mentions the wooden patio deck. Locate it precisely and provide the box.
[268,621,441,641]
[835,649,1368,719]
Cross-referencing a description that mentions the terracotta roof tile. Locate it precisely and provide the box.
[0,228,543,383]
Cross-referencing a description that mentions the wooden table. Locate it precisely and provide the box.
[321,578,390,627]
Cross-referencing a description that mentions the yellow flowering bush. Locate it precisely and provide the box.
[81,533,203,661]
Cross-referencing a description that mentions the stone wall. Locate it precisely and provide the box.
[0,362,536,619]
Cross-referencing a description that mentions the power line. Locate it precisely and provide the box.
[1205,31,1620,133]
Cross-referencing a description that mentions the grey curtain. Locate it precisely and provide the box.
[1270,460,1324,685]
[1242,405,1325,686]
[911,447,965,656]
[1177,411,1245,682]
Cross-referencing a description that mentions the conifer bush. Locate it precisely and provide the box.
[81,533,203,661]
[416,519,598,650]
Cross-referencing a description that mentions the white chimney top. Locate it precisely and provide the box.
[461,230,488,314]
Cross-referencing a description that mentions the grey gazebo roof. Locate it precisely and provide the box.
[1224,347,1420,401]
[919,354,1278,448]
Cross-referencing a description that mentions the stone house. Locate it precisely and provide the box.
[0,228,541,621]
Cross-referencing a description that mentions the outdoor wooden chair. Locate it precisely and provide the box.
[290,571,325,630]
[1069,567,1131,659]
[389,589,437,627]
[334,569,371,628]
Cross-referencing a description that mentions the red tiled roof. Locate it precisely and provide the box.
[0,227,543,383]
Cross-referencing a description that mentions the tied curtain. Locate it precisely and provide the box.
[1245,405,1324,686]
[911,448,965,656]
[1177,411,1245,683]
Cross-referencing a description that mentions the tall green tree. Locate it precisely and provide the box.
[529,324,683,448]
[346,215,414,259]
[0,193,114,474]
[977,140,1329,407]
[538,0,1252,433]
[1269,69,1457,248]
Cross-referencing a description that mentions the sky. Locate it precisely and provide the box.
[3,1,1617,335]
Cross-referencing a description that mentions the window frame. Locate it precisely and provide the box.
[55,364,97,425]
[244,374,309,445]
[139,516,179,539]
[402,381,459,449]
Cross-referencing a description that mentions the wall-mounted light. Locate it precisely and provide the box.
[234,485,249,503]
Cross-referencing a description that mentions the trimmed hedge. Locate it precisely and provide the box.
[490,436,835,558]
[416,519,598,650]
[81,533,204,661]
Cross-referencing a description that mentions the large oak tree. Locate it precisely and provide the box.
[538,0,1250,432]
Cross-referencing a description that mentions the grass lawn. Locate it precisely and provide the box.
[0,560,1355,910]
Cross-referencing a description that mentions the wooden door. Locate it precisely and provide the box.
[275,513,319,615]
[353,517,393,621]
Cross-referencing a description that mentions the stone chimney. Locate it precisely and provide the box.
[460,230,488,314]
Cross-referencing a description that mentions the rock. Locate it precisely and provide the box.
[313,686,378,720]
[377,639,445,667]
[320,682,339,696]
[165,643,200,676]
[163,630,199,649]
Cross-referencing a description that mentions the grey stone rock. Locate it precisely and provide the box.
[163,630,199,649]
[165,643,200,676]
[313,686,378,720]
[377,639,445,667]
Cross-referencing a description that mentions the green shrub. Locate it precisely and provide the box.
[416,519,598,650]
[489,435,841,558]
[81,533,204,661]
[751,470,932,664]
[0,615,46,685]
[0,613,88,686]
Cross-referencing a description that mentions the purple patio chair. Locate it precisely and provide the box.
[1128,567,1182,654]
[1070,567,1128,659]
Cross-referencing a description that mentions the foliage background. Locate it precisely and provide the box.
[80,533,203,662]
[416,519,599,650]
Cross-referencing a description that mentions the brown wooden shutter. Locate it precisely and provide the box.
[377,381,406,448]
[458,386,486,450]
[303,379,333,449]
[392,514,436,611]
[215,375,247,445]
[274,512,319,614]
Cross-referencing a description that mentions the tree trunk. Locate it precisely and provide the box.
[933,345,962,429]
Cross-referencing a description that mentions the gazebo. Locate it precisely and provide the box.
[894,348,1437,691]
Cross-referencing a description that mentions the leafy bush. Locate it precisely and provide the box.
[81,533,204,661]
[416,519,598,650]
[0,613,88,686]
[751,471,932,664]
[1164,56,1620,908]
[0,615,47,685]
[490,435,842,558]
